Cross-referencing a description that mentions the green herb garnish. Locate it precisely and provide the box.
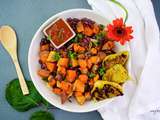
[53,52,60,61]
[47,35,52,41]
[99,24,105,30]
[88,73,96,78]
[95,31,106,40]
[30,110,54,120]
[68,63,72,67]
[77,33,83,39]
[68,50,77,59]
[5,79,47,112]
[71,33,83,43]
[98,66,106,76]
[92,41,100,46]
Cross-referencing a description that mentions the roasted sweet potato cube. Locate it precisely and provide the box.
[77,21,84,33]
[78,59,87,68]
[40,44,49,51]
[52,88,62,95]
[74,79,85,93]
[57,66,66,76]
[48,79,56,87]
[85,92,91,100]
[79,74,88,83]
[66,70,77,82]
[93,24,100,34]
[46,62,56,72]
[39,51,49,63]
[38,69,50,78]
[83,26,93,36]
[75,93,86,105]
[58,58,69,68]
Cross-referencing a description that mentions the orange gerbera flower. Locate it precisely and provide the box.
[107,18,133,45]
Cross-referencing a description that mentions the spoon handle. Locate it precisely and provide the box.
[12,55,29,95]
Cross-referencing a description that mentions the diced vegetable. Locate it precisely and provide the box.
[89,56,100,64]
[78,59,87,68]
[85,92,91,100]
[77,21,84,33]
[40,51,50,63]
[102,41,115,50]
[57,58,69,68]
[93,74,99,82]
[52,88,62,95]
[66,70,77,82]
[75,95,85,105]
[74,79,85,93]
[48,79,56,87]
[84,26,93,36]
[75,92,86,105]
[73,43,80,52]
[87,59,92,69]
[57,66,66,76]
[79,67,88,74]
[46,62,56,72]
[40,44,49,51]
[60,81,72,92]
[38,69,50,78]
[98,52,106,61]
[71,59,78,67]
[93,24,100,34]
[90,48,97,55]
[47,51,60,62]
[79,74,88,83]
[60,91,68,104]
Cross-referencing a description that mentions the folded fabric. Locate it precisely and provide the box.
[87,0,160,120]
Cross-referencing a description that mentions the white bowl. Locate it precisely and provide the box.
[28,9,131,113]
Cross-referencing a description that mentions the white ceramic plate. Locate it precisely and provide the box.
[28,9,131,113]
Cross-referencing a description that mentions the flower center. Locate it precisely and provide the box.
[116,28,124,35]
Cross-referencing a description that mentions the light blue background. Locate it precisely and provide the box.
[0,0,159,120]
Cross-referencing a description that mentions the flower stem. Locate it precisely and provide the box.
[109,0,128,23]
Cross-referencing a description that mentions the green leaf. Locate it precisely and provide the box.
[53,52,60,61]
[88,73,96,78]
[99,24,105,30]
[98,66,106,76]
[70,33,83,43]
[30,110,54,120]
[95,31,105,40]
[68,50,77,59]
[5,79,47,112]
[47,35,52,41]
[77,33,83,39]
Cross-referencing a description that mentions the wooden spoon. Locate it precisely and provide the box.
[0,25,29,95]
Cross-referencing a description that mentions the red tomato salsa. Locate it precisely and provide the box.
[45,18,74,47]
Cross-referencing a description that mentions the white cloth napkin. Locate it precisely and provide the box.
[87,0,160,120]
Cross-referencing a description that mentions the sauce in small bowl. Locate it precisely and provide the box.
[43,18,75,49]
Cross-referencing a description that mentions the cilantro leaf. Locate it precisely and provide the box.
[88,73,96,78]
[98,66,106,76]
[47,35,52,41]
[68,50,77,59]
[53,52,60,61]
